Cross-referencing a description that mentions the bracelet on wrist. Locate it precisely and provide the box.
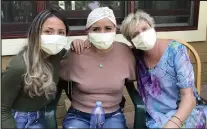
[169,119,181,128]
[172,115,183,125]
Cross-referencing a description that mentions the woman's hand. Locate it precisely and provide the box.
[71,39,91,54]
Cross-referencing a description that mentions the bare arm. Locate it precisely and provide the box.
[175,88,196,122]
[164,43,196,128]
[164,88,196,128]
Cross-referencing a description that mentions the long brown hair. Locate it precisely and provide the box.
[23,9,69,99]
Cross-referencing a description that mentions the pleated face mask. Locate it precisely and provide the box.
[41,35,68,55]
[131,28,157,51]
[88,32,116,49]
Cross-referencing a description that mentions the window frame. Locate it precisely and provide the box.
[130,0,200,31]
[1,1,46,39]
[45,1,126,18]
[1,0,200,39]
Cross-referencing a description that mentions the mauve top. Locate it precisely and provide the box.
[60,42,136,113]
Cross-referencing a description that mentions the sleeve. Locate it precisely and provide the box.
[1,56,25,128]
[174,43,195,88]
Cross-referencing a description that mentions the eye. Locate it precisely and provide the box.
[59,31,65,35]
[142,27,148,32]
[105,27,112,32]
[92,27,99,32]
[44,30,52,35]
[106,27,112,30]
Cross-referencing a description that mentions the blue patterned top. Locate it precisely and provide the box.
[135,40,207,128]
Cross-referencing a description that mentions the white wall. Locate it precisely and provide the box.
[2,1,207,56]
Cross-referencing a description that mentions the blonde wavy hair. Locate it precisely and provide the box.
[22,9,69,99]
[120,10,155,41]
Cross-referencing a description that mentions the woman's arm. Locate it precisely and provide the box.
[71,38,91,54]
[164,43,196,128]
[176,87,196,122]
[164,88,196,128]
[1,55,25,128]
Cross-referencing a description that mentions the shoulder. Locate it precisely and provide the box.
[64,47,92,60]
[62,49,78,59]
[165,40,189,62]
[113,42,133,54]
[168,40,186,52]
[114,41,130,49]
[4,52,26,75]
[61,49,81,66]
[113,42,135,61]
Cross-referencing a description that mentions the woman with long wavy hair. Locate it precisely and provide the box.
[1,9,88,128]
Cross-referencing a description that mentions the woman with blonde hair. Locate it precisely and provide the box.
[1,9,88,128]
[60,7,136,128]
[120,10,207,128]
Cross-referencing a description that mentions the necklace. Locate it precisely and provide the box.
[99,64,103,68]
[148,68,153,72]
[92,44,113,69]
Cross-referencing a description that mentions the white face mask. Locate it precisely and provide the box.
[131,28,156,51]
[88,32,116,49]
[41,35,68,55]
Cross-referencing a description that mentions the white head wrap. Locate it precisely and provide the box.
[86,7,117,29]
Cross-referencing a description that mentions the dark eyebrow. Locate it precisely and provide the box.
[59,29,65,31]
[43,27,65,31]
[91,26,100,28]
[42,27,54,30]
[91,25,113,28]
[105,26,113,28]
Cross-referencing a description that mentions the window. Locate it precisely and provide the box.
[46,1,126,35]
[1,0,200,39]
[133,0,200,31]
[1,1,37,38]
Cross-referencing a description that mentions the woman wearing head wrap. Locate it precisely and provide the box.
[120,10,207,128]
[60,7,136,128]
[73,9,207,128]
